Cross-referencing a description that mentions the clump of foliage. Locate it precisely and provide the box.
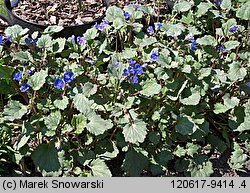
[0,0,249,176]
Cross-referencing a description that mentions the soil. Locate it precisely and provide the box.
[11,0,170,26]
[12,0,107,26]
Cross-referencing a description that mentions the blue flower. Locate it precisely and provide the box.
[124,12,131,19]
[190,40,197,52]
[113,61,119,68]
[128,66,135,74]
[134,64,143,75]
[54,78,65,89]
[130,76,138,84]
[246,81,250,88]
[229,26,238,33]
[25,38,32,45]
[77,36,86,45]
[6,35,12,41]
[27,69,33,75]
[154,23,162,31]
[134,4,140,9]
[123,69,130,76]
[219,12,222,17]
[56,145,62,151]
[68,35,75,43]
[25,38,38,45]
[13,72,22,81]
[214,0,222,6]
[128,59,136,65]
[147,26,154,35]
[0,35,2,45]
[150,49,159,62]
[94,20,108,31]
[20,84,29,92]
[186,33,194,41]
[63,72,74,83]
[218,45,226,53]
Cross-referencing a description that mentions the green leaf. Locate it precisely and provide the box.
[196,3,212,17]
[166,23,185,36]
[4,25,29,39]
[175,115,197,135]
[71,114,87,134]
[31,144,61,172]
[51,38,66,53]
[84,28,98,40]
[123,148,148,176]
[236,3,250,20]
[196,35,217,46]
[228,62,247,81]
[229,143,247,171]
[174,1,192,12]
[3,100,28,121]
[223,93,239,109]
[188,155,213,177]
[73,93,93,116]
[123,119,147,144]
[77,149,95,166]
[113,18,125,30]
[14,122,34,150]
[141,79,161,97]
[82,82,98,97]
[180,89,201,106]
[208,135,227,153]
[105,6,124,22]
[221,0,231,10]
[186,143,200,157]
[174,145,186,157]
[157,49,172,68]
[27,69,48,90]
[37,34,53,48]
[90,159,112,177]
[43,26,64,35]
[53,96,69,110]
[236,100,250,131]
[86,113,113,135]
[121,48,137,59]
[214,103,228,114]
[13,51,33,63]
[139,37,157,48]
[224,41,240,50]
[44,111,61,137]
[95,140,119,160]
[0,65,14,79]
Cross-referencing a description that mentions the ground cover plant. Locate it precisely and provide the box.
[0,0,249,176]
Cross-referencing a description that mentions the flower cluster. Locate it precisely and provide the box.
[124,12,131,20]
[68,35,86,45]
[123,60,144,84]
[154,23,162,31]
[150,49,159,62]
[0,35,11,45]
[94,20,109,31]
[246,82,250,88]
[12,70,32,92]
[214,0,222,6]
[147,26,154,35]
[54,71,74,90]
[229,26,238,33]
[25,37,38,45]
[190,40,197,52]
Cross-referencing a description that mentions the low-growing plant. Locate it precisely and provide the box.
[0,0,249,176]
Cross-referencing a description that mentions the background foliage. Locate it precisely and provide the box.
[0,0,250,176]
